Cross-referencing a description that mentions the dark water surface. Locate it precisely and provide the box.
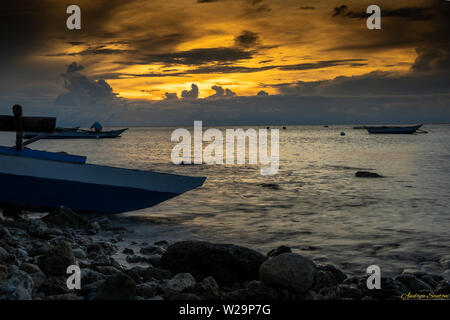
[2,124,449,276]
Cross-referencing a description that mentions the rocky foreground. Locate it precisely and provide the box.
[0,207,449,300]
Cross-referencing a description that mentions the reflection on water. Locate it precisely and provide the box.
[1,124,449,276]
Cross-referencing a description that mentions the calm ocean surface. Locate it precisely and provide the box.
[2,124,449,276]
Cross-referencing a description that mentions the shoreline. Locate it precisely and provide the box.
[1,208,449,300]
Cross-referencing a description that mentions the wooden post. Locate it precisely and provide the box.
[13,104,23,151]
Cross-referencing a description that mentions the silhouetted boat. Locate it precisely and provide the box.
[0,105,205,214]
[366,124,423,134]
[24,128,127,139]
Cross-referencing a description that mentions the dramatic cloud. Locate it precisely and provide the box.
[235,31,260,48]
[332,4,435,20]
[140,47,254,66]
[257,90,269,96]
[276,71,450,97]
[54,63,117,106]
[181,84,199,99]
[208,85,236,98]
[164,92,179,101]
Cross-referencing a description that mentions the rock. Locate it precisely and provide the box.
[140,245,164,255]
[94,266,123,276]
[311,270,338,291]
[442,270,450,281]
[126,254,148,264]
[72,248,87,259]
[29,271,47,288]
[434,280,450,294]
[259,253,316,293]
[317,264,347,283]
[355,171,383,178]
[154,240,170,249]
[126,266,173,283]
[267,246,291,257]
[394,274,433,293]
[81,268,106,285]
[162,273,196,295]
[146,254,162,266]
[0,269,34,300]
[136,281,160,298]
[37,277,70,296]
[38,241,76,277]
[338,284,362,299]
[0,285,32,300]
[182,276,221,300]
[87,242,118,256]
[43,207,88,229]
[123,248,134,255]
[19,263,41,274]
[160,241,266,286]
[369,278,409,299]
[28,242,53,257]
[439,256,450,269]
[0,265,8,281]
[169,293,201,300]
[45,294,78,300]
[0,246,11,263]
[94,274,136,300]
[419,275,438,289]
[88,222,101,234]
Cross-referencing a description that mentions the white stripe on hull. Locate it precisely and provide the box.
[0,154,205,194]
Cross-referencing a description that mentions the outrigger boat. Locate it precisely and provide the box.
[24,127,127,139]
[365,124,423,134]
[0,105,205,214]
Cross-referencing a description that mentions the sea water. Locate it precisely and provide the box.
[1,124,449,276]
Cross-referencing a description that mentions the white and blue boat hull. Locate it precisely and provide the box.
[0,149,206,214]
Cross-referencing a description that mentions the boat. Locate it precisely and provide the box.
[366,124,423,134]
[24,127,128,139]
[0,105,206,214]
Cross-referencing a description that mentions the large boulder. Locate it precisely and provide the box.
[160,241,267,286]
[38,241,76,277]
[259,253,316,293]
[42,207,87,229]
[94,274,136,300]
[394,274,433,293]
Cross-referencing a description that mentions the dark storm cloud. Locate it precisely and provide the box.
[102,58,368,79]
[278,59,367,71]
[66,62,84,73]
[257,90,269,96]
[235,31,260,48]
[164,92,179,101]
[276,71,450,97]
[243,0,271,15]
[208,85,236,98]
[48,46,137,57]
[328,1,450,55]
[138,47,255,66]
[54,62,117,106]
[332,4,434,20]
[181,84,199,99]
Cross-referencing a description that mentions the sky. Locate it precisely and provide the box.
[0,0,449,126]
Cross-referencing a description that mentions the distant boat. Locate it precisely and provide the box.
[0,105,205,214]
[366,124,423,134]
[24,128,128,139]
